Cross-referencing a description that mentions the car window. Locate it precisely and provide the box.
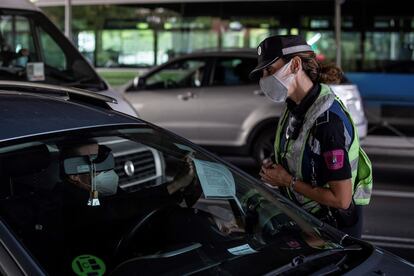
[38,27,67,71]
[0,15,37,68]
[145,59,207,90]
[0,126,340,275]
[212,57,257,86]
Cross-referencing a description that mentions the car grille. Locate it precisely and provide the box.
[114,149,159,188]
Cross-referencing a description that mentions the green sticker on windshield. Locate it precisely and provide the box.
[72,255,106,276]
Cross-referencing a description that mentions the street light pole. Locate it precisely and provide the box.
[335,0,345,68]
[64,0,72,41]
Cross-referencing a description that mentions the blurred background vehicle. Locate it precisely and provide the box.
[0,82,412,275]
[31,0,413,136]
[0,0,137,117]
[121,50,367,164]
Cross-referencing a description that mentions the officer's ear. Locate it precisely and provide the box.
[290,56,302,74]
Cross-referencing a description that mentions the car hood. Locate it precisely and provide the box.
[345,247,414,275]
[111,232,379,275]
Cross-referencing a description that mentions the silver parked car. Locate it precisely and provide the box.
[122,50,367,163]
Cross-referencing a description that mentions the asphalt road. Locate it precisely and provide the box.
[222,147,414,263]
[363,168,414,263]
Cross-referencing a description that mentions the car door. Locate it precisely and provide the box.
[125,58,210,142]
[197,56,268,147]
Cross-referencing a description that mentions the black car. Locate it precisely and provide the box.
[0,81,412,275]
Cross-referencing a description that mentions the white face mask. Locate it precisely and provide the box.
[95,170,119,196]
[259,60,295,102]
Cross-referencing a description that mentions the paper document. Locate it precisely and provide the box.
[192,159,235,198]
[26,62,45,81]
[227,244,257,255]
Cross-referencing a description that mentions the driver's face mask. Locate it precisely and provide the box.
[65,170,119,196]
[259,60,295,103]
[63,146,118,206]
[95,170,119,196]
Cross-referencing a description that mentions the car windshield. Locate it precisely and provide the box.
[0,9,106,91]
[0,125,346,275]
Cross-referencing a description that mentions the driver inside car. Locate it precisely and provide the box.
[63,142,196,200]
[59,141,197,270]
[62,141,202,259]
[0,33,29,67]
[0,141,122,274]
[61,141,119,204]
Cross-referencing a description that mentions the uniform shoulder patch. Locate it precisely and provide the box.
[323,149,345,170]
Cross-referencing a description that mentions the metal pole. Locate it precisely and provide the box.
[64,0,72,41]
[335,0,344,68]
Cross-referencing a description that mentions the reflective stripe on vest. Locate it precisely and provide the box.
[335,97,373,205]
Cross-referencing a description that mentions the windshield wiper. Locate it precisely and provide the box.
[61,77,103,90]
[265,244,362,275]
[308,254,348,276]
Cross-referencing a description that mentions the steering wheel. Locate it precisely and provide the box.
[113,204,176,259]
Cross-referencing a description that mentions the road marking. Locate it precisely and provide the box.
[372,190,414,199]
[363,235,414,244]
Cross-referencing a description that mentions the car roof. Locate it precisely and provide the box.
[0,81,117,104]
[0,92,142,143]
[0,0,41,11]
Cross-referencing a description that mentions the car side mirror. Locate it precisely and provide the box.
[132,76,145,90]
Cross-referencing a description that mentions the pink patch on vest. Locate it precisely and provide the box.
[323,149,344,170]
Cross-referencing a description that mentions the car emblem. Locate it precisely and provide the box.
[257,46,262,55]
[124,161,135,177]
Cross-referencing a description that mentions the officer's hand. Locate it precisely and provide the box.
[261,158,273,169]
[259,158,273,176]
[259,164,291,187]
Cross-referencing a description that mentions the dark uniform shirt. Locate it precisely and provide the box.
[277,84,363,237]
[279,83,353,188]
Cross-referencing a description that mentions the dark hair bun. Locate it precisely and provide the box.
[283,52,344,84]
[319,63,344,84]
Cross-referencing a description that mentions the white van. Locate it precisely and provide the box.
[0,0,137,117]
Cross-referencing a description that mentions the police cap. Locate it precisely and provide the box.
[249,35,313,80]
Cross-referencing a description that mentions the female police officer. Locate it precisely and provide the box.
[250,35,372,238]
